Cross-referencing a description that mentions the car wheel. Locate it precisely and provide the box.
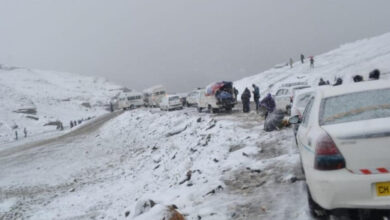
[198,107,202,113]
[307,185,329,219]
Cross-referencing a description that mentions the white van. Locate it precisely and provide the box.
[274,84,310,114]
[197,82,237,113]
[160,95,183,111]
[118,92,144,110]
[143,85,166,107]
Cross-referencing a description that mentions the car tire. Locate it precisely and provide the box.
[198,107,202,113]
[307,185,329,219]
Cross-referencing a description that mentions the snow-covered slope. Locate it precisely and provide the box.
[0,109,306,220]
[235,32,390,96]
[0,66,122,144]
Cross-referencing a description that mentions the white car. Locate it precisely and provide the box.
[290,80,390,218]
[186,90,201,107]
[160,95,183,111]
[290,88,315,137]
[274,84,310,113]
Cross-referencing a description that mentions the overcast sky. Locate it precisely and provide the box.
[1,0,390,92]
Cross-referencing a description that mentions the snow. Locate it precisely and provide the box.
[2,32,390,219]
[0,66,122,144]
[235,32,390,97]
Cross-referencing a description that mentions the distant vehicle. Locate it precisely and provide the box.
[274,84,310,114]
[186,90,201,107]
[197,81,237,113]
[290,88,315,138]
[143,85,166,107]
[160,95,183,111]
[117,92,144,110]
[290,80,390,218]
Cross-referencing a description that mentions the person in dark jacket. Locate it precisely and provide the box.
[318,78,326,86]
[369,69,380,80]
[300,54,305,64]
[252,84,260,112]
[353,75,363,82]
[333,77,343,86]
[259,93,275,118]
[310,56,314,68]
[241,88,251,113]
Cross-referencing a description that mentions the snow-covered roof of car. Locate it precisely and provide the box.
[318,80,390,98]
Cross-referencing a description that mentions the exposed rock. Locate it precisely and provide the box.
[81,102,91,108]
[13,108,37,115]
[26,115,39,120]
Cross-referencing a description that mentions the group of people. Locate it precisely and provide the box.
[318,69,381,87]
[240,84,276,117]
[14,127,28,140]
[289,54,314,68]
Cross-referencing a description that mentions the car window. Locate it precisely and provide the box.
[320,88,390,125]
[301,97,314,127]
[276,89,283,96]
[296,92,313,108]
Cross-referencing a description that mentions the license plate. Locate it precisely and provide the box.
[376,182,390,197]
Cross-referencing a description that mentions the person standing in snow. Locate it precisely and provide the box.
[15,130,18,140]
[252,84,260,112]
[70,121,74,128]
[23,128,27,138]
[289,58,293,68]
[259,93,276,118]
[110,102,114,112]
[300,54,305,64]
[241,88,251,113]
[310,56,314,68]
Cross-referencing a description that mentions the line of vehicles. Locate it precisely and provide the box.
[116,81,238,113]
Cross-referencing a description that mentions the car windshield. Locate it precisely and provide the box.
[320,88,390,125]
[169,96,179,101]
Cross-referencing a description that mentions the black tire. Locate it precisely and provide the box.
[225,106,232,113]
[307,185,329,219]
[198,107,203,113]
[212,108,219,114]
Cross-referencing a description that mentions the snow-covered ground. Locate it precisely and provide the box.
[0,108,307,220]
[2,32,390,220]
[235,32,390,96]
[0,66,122,144]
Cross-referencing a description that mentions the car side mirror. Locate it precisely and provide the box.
[289,115,301,124]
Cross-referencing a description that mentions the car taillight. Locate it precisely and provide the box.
[314,132,345,170]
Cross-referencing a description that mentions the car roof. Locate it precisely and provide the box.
[294,87,316,96]
[317,80,390,98]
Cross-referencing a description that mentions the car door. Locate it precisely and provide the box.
[297,97,315,170]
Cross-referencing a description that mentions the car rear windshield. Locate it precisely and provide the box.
[169,96,179,101]
[320,88,390,125]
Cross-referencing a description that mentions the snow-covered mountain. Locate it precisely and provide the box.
[235,32,390,96]
[0,66,122,143]
[2,32,390,220]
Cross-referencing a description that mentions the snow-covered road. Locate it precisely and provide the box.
[0,107,313,220]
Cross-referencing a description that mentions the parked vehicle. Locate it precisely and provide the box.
[143,85,166,107]
[117,91,144,110]
[290,80,390,218]
[197,81,237,113]
[160,95,183,111]
[274,83,310,114]
[186,90,201,107]
[290,88,315,137]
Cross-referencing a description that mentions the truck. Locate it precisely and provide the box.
[197,81,237,113]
